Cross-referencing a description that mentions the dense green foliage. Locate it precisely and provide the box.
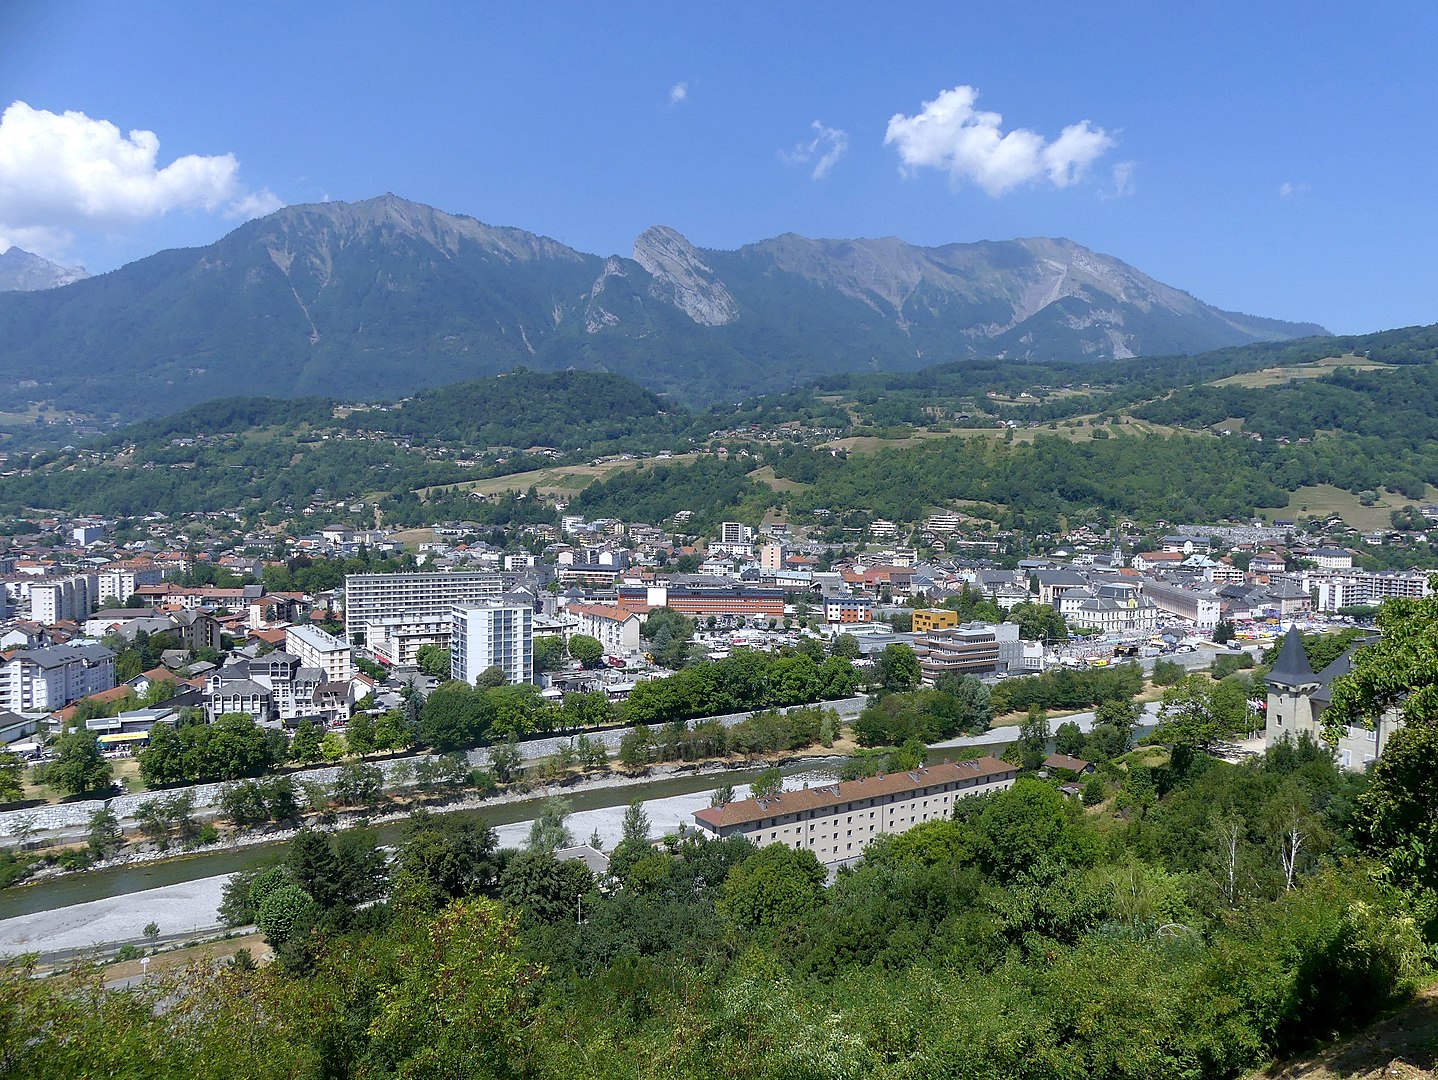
[8,730,1432,1079]
[138,713,287,786]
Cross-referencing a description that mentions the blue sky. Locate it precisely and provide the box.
[2,1,1436,334]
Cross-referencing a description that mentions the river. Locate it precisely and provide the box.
[0,703,1164,924]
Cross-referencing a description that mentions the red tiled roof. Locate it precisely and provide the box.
[694,756,1016,830]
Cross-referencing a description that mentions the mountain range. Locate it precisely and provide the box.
[0,247,89,292]
[0,195,1326,418]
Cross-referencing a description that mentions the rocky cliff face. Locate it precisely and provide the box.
[0,248,89,292]
[631,226,739,326]
[0,195,1326,418]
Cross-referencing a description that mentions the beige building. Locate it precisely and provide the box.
[1265,626,1390,770]
[692,756,1018,863]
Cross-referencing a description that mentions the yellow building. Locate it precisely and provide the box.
[912,608,959,633]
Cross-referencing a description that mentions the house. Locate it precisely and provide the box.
[1265,627,1385,770]
[0,642,116,713]
[1043,753,1094,775]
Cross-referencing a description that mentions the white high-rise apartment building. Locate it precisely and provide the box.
[96,564,164,605]
[343,572,502,642]
[29,574,96,625]
[0,643,116,712]
[451,603,533,686]
[285,624,355,683]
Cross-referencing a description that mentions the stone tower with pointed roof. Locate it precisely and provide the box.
[1264,626,1390,769]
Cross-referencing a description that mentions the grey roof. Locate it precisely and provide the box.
[554,844,612,874]
[211,678,269,697]
[1267,627,1316,689]
[7,642,114,668]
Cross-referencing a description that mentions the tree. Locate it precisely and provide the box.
[256,883,315,947]
[935,672,993,733]
[621,797,650,845]
[875,643,921,692]
[617,724,654,769]
[331,762,385,807]
[1150,659,1186,687]
[87,807,123,859]
[1019,705,1050,757]
[364,899,539,1076]
[710,782,736,808]
[345,712,377,756]
[1213,620,1236,645]
[489,736,522,783]
[476,666,508,689]
[829,633,861,659]
[1352,721,1438,897]
[534,634,567,673]
[414,644,452,678]
[527,797,574,853]
[498,849,593,924]
[393,811,499,910]
[1154,675,1238,757]
[374,709,414,752]
[641,607,697,669]
[717,844,826,933]
[43,730,113,797]
[289,718,323,764]
[751,767,783,802]
[1005,602,1067,643]
[567,634,605,669]
[1054,720,1086,758]
[0,751,23,804]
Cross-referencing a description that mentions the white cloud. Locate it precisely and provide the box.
[884,85,1115,196]
[669,81,689,105]
[781,121,849,180]
[1279,180,1310,198]
[0,100,280,256]
[1105,160,1136,199]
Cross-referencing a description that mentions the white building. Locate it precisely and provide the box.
[563,603,643,655]
[365,616,452,666]
[96,564,165,605]
[29,574,96,624]
[451,602,534,686]
[1140,578,1222,629]
[1299,568,1432,613]
[343,571,502,642]
[0,643,116,713]
[693,757,1018,863]
[285,624,354,682]
[1059,583,1159,634]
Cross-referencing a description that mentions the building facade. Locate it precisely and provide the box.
[29,574,96,625]
[451,602,534,686]
[913,622,1020,683]
[1265,627,1389,770]
[343,572,502,643]
[285,624,354,683]
[564,603,643,655]
[692,757,1018,863]
[0,643,116,713]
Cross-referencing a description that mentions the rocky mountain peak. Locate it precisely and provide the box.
[632,226,739,326]
[0,248,90,292]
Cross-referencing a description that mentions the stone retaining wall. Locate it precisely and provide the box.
[0,696,867,840]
